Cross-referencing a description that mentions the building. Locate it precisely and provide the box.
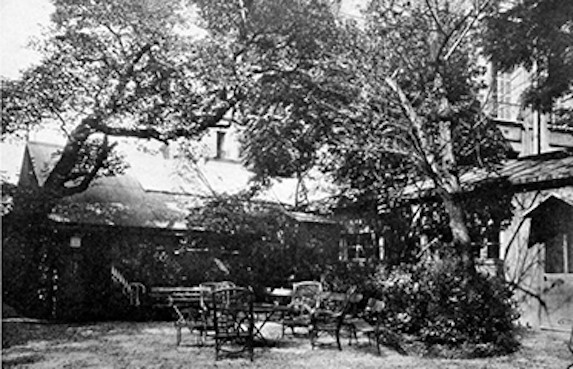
[485,66,573,157]
[481,65,573,331]
[4,128,340,320]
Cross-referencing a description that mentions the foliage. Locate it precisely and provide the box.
[332,0,510,175]
[320,260,381,294]
[4,0,515,258]
[195,0,515,261]
[482,0,573,113]
[2,219,55,319]
[1,0,250,320]
[2,216,131,321]
[187,193,339,297]
[194,0,355,181]
[326,1,514,260]
[2,0,237,202]
[369,256,520,357]
[1,177,17,215]
[409,181,515,257]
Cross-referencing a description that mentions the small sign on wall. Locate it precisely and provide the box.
[70,235,82,248]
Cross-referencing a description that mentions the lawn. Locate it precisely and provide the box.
[2,320,571,369]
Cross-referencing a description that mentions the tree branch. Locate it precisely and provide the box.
[103,23,128,58]
[61,137,116,197]
[443,0,494,61]
[384,76,428,150]
[93,125,165,141]
[107,42,155,113]
[384,75,446,189]
[424,0,446,36]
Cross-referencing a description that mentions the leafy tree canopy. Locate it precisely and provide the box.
[1,0,237,202]
[2,0,515,262]
[194,0,357,180]
[321,0,511,257]
[191,0,513,261]
[2,0,355,206]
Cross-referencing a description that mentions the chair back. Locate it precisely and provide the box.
[199,281,236,310]
[212,287,255,340]
[344,286,363,316]
[200,281,235,291]
[291,281,323,312]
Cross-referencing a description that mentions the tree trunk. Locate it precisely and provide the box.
[436,94,475,271]
[440,189,475,270]
[384,76,476,270]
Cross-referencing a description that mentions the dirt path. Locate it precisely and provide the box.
[2,321,571,368]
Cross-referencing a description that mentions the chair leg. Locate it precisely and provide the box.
[310,328,318,349]
[347,326,357,346]
[175,326,182,346]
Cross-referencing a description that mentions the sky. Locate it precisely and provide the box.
[0,0,54,80]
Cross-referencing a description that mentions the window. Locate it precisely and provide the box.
[341,232,377,261]
[478,220,500,259]
[495,72,512,120]
[546,232,573,274]
[216,131,226,159]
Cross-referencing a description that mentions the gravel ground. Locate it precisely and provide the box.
[2,320,571,369]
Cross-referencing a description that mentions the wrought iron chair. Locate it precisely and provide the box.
[282,281,323,337]
[195,281,237,344]
[212,287,255,361]
[309,286,360,350]
[200,281,236,291]
[170,286,212,346]
[346,298,405,355]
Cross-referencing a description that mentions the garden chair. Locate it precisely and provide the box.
[309,286,361,350]
[200,280,236,291]
[194,281,237,344]
[212,286,255,361]
[345,298,406,355]
[199,281,236,312]
[149,286,210,346]
[282,281,323,337]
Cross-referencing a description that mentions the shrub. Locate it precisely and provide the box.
[370,257,520,357]
[321,260,381,293]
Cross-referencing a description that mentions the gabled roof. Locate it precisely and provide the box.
[21,142,338,230]
[27,141,62,187]
[48,174,203,230]
[522,194,573,218]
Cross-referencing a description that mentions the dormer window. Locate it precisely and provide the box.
[216,131,226,159]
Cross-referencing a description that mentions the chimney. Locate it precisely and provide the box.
[160,143,170,159]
